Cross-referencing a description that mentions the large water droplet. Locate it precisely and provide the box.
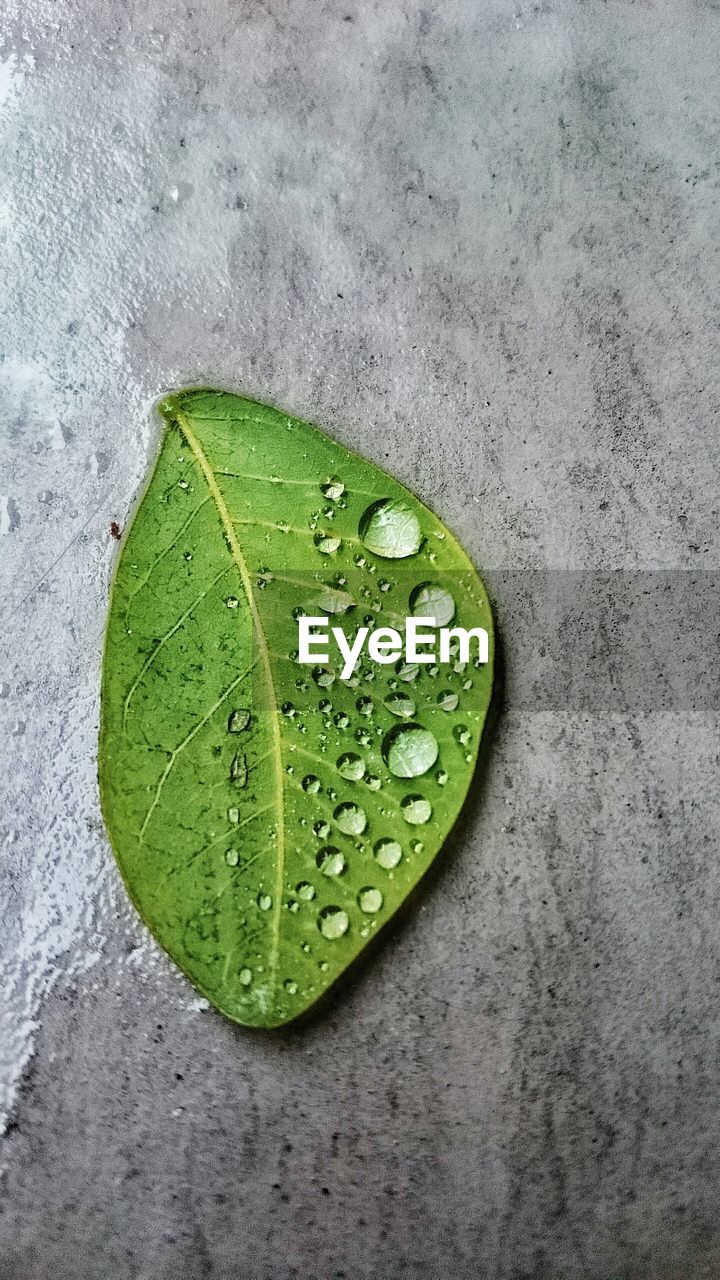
[437,690,459,712]
[409,582,456,626]
[318,906,349,939]
[337,752,365,781]
[358,887,383,914]
[384,692,416,719]
[227,708,250,733]
[334,802,367,835]
[358,499,422,559]
[401,795,432,825]
[374,838,402,869]
[382,723,438,777]
[316,846,346,876]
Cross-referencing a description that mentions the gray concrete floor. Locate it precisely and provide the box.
[1,1,719,1277]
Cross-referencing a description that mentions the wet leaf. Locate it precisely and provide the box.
[99,390,494,1027]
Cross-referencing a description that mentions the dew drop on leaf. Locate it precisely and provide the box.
[227,708,251,733]
[296,881,316,900]
[437,690,459,712]
[230,752,248,787]
[302,774,321,793]
[318,906,349,939]
[314,820,331,839]
[374,838,402,869]
[333,802,367,835]
[337,752,365,781]
[225,596,240,609]
[316,846,346,876]
[401,795,432,825]
[454,725,471,746]
[395,659,419,682]
[284,979,298,994]
[356,697,374,717]
[314,533,341,554]
[239,968,252,986]
[409,582,456,626]
[382,724,439,778]
[225,848,240,866]
[321,476,345,501]
[358,498,422,559]
[258,893,273,911]
[384,692,416,719]
[358,887,383,914]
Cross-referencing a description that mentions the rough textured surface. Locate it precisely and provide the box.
[0,2,718,1277]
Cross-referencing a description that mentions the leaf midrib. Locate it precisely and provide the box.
[173,407,286,999]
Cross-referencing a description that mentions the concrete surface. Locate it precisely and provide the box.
[1,1,719,1277]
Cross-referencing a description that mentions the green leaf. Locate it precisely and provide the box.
[99,391,494,1027]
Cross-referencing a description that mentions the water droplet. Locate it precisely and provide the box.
[356,697,374,717]
[296,881,316,900]
[454,725,471,746]
[230,753,248,787]
[401,795,432,825]
[225,596,239,608]
[384,692,416,719]
[358,887,383,914]
[225,848,240,866]
[318,906,349,939]
[184,551,193,561]
[314,820,331,839]
[284,978,298,995]
[374,838,402,869]
[258,893,273,911]
[178,479,189,490]
[239,967,252,986]
[436,769,448,786]
[321,476,345,501]
[316,587,355,614]
[281,702,296,718]
[227,708,250,733]
[302,774,321,793]
[358,499,422,559]
[412,840,424,854]
[313,666,335,688]
[395,659,419,682]
[316,846,346,876]
[382,724,438,777]
[337,752,365,781]
[334,711,350,729]
[227,806,240,823]
[365,774,382,791]
[353,553,367,567]
[379,579,392,592]
[409,582,455,626]
[334,802,367,835]
[315,533,341,554]
[355,727,371,747]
